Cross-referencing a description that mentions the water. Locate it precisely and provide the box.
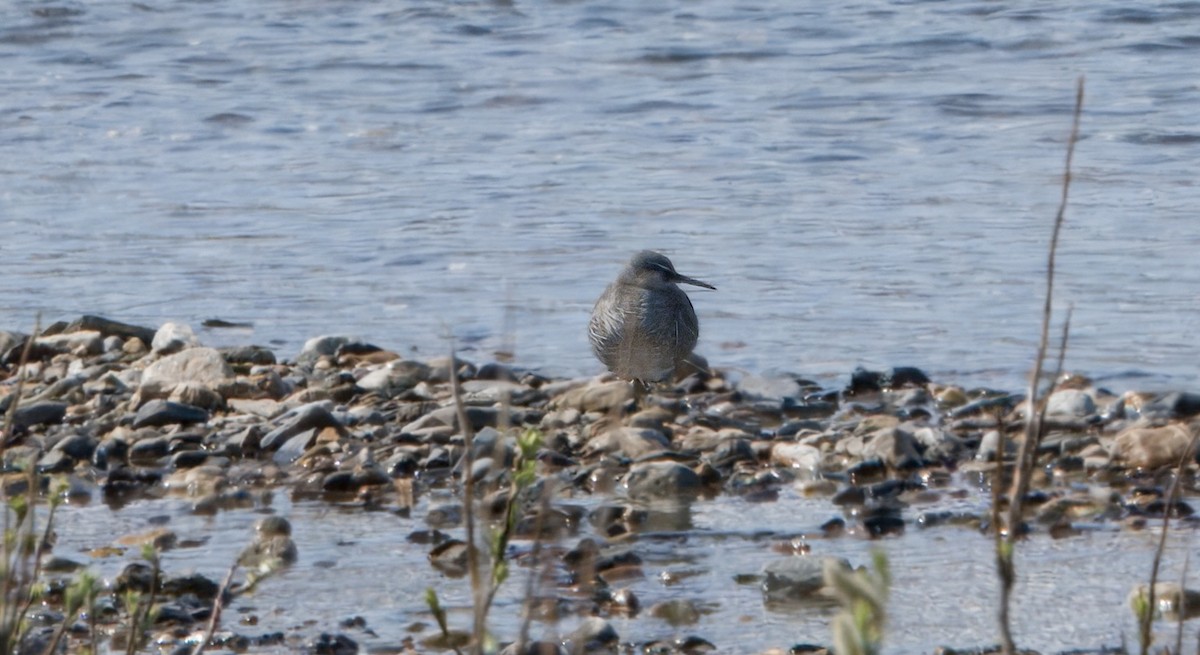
[6,2,1200,650]
[54,484,1199,654]
[2,0,1199,392]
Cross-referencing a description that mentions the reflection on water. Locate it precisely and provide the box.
[51,482,1199,654]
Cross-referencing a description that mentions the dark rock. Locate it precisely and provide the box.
[130,436,171,462]
[302,628,357,652]
[92,438,129,470]
[566,617,619,654]
[115,562,158,594]
[13,402,67,429]
[322,471,358,493]
[429,539,469,578]
[133,399,210,428]
[863,513,905,537]
[169,450,209,469]
[52,433,97,461]
[220,345,277,366]
[161,573,221,600]
[1142,391,1200,419]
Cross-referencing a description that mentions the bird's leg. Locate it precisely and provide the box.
[630,379,646,415]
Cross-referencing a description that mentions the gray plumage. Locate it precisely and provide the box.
[588,250,716,383]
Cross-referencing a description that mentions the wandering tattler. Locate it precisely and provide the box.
[588,250,716,384]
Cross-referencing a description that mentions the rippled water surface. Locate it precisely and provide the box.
[7,1,1200,651]
[3,0,1199,391]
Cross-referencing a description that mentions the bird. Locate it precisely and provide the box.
[588,250,715,385]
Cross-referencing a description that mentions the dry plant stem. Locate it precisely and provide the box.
[125,555,160,655]
[40,606,75,655]
[514,482,555,655]
[1176,552,1191,655]
[16,484,62,632]
[447,346,483,655]
[996,75,1085,655]
[191,563,238,655]
[1,317,39,450]
[1141,430,1200,655]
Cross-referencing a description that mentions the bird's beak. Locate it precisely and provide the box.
[673,273,716,290]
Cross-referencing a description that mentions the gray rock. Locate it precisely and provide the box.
[401,405,509,435]
[272,429,318,464]
[140,347,234,398]
[1045,389,1097,419]
[133,399,209,428]
[587,427,671,459]
[260,401,344,451]
[861,427,923,468]
[151,322,201,355]
[761,556,849,602]
[36,449,74,473]
[624,461,702,500]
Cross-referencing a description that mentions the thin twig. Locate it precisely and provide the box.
[1176,552,1191,655]
[191,563,238,655]
[1142,429,1200,655]
[447,344,483,655]
[1,317,39,450]
[514,479,556,654]
[996,75,1085,655]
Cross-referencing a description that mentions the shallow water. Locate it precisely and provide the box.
[3,0,1200,392]
[53,480,1200,654]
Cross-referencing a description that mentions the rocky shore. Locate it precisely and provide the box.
[1,315,1198,655]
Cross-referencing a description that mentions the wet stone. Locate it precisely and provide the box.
[133,399,210,428]
[624,461,702,500]
[761,556,849,602]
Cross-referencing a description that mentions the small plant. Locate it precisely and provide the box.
[824,550,891,655]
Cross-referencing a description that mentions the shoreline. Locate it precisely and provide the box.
[2,314,1198,655]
